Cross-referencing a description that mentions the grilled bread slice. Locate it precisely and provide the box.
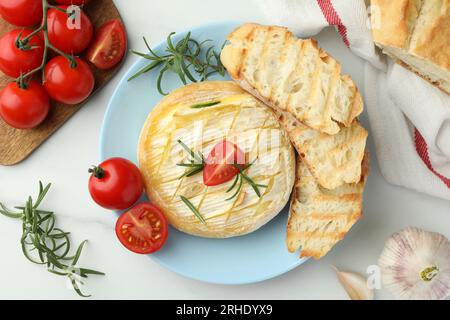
[287,153,370,259]
[274,108,368,189]
[221,23,364,135]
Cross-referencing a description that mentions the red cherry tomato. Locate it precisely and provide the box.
[47,5,93,54]
[54,0,90,4]
[0,0,42,27]
[85,19,127,70]
[203,140,245,186]
[0,29,44,78]
[88,157,144,210]
[116,202,168,254]
[0,81,50,129]
[43,56,94,105]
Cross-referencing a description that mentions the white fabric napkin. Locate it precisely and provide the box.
[255,0,450,201]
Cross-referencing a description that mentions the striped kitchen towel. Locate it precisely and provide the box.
[256,0,450,201]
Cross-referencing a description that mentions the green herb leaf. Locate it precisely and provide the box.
[226,174,240,193]
[176,140,206,179]
[190,101,221,109]
[71,240,87,266]
[180,196,206,224]
[225,175,243,201]
[226,161,268,200]
[79,268,106,276]
[178,166,205,179]
[177,139,204,164]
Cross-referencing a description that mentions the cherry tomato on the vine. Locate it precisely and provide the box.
[86,19,127,70]
[0,29,44,78]
[47,5,93,54]
[116,202,169,254]
[88,157,144,210]
[43,56,95,105]
[0,0,43,27]
[0,81,50,129]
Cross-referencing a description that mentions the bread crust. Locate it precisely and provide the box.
[396,59,450,94]
[371,0,450,94]
[410,3,450,70]
[371,0,422,48]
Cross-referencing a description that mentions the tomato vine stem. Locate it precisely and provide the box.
[16,0,79,89]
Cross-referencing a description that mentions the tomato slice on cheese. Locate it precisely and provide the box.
[203,140,245,186]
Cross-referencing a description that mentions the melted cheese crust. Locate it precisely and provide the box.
[138,81,295,238]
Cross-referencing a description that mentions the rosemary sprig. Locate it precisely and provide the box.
[0,182,104,298]
[128,32,226,95]
[225,174,244,201]
[190,100,221,109]
[180,196,206,224]
[176,139,205,179]
[226,161,268,201]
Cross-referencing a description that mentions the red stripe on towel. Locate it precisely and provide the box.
[415,128,450,189]
[317,0,350,47]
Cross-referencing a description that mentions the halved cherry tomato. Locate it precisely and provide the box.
[85,19,127,70]
[47,5,93,54]
[43,56,94,105]
[88,157,144,210]
[54,0,90,4]
[203,140,245,186]
[0,81,50,129]
[115,202,168,254]
[0,29,44,78]
[0,0,43,27]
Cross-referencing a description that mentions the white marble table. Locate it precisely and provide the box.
[1,0,449,300]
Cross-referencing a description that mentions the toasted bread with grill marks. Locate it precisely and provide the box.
[221,23,364,134]
[286,153,370,259]
[274,108,368,189]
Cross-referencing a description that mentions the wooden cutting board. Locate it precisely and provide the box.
[0,0,125,166]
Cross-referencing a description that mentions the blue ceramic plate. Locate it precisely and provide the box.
[100,21,307,284]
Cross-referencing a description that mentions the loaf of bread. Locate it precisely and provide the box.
[371,0,450,94]
[286,154,369,259]
[221,23,364,134]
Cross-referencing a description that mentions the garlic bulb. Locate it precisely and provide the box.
[334,267,374,300]
[378,227,450,300]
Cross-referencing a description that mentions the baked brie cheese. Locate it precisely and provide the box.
[138,81,295,238]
